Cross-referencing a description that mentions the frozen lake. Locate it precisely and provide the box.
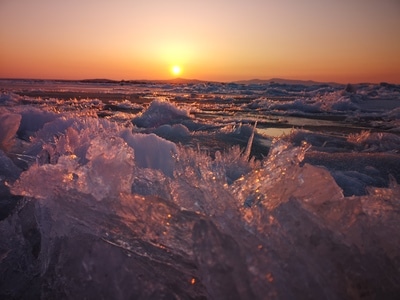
[1,79,400,299]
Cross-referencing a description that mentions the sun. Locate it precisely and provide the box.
[171,65,181,77]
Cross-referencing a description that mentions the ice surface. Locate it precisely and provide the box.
[1,81,400,298]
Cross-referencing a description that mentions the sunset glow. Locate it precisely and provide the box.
[0,0,399,83]
[171,65,182,77]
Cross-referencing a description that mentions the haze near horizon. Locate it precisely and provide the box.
[1,0,399,84]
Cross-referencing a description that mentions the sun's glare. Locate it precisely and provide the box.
[171,65,181,77]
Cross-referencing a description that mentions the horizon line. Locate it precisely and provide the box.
[0,76,399,85]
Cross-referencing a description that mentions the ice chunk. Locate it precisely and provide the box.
[192,219,256,299]
[0,150,22,220]
[287,130,354,152]
[331,170,382,196]
[388,107,400,119]
[77,136,135,201]
[11,136,135,201]
[34,116,76,142]
[347,131,400,152]
[0,149,22,181]
[0,92,22,106]
[153,124,190,140]
[10,156,79,199]
[0,201,41,297]
[131,168,171,199]
[20,114,178,183]
[170,146,242,224]
[304,151,400,188]
[17,107,59,139]
[243,121,257,160]
[330,97,359,111]
[132,99,190,128]
[214,145,259,184]
[31,116,123,164]
[120,130,177,177]
[0,113,21,152]
[270,99,322,114]
[232,140,343,209]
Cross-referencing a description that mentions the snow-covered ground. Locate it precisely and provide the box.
[1,79,400,299]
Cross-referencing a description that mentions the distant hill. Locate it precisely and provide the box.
[151,77,341,86]
[80,77,335,86]
[79,78,213,85]
[80,78,121,84]
[152,78,207,84]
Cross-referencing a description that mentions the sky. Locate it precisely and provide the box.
[1,0,400,83]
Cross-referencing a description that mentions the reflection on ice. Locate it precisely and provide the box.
[257,127,292,137]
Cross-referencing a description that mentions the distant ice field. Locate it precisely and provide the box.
[1,79,400,299]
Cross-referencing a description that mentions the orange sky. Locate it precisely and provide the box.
[1,0,400,83]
